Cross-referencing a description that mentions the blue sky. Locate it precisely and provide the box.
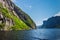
[12,0,60,26]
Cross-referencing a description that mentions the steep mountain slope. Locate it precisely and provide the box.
[40,16,60,28]
[0,0,36,30]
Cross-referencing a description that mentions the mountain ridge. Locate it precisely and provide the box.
[0,0,36,30]
[38,16,60,28]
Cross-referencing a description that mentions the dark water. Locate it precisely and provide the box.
[0,29,60,40]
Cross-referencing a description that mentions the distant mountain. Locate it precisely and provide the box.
[0,0,36,30]
[39,16,60,28]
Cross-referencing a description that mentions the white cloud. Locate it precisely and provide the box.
[43,18,48,21]
[36,21,42,26]
[36,12,60,26]
[36,20,44,26]
[36,18,49,26]
[54,12,60,16]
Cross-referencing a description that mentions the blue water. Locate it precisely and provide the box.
[13,29,59,40]
[0,29,60,40]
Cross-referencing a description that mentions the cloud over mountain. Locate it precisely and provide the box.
[54,12,60,16]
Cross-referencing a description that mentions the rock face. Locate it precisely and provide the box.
[0,12,14,30]
[41,16,60,28]
[0,0,36,30]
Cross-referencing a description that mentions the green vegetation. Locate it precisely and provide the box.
[0,23,5,29]
[0,3,30,30]
[14,5,35,28]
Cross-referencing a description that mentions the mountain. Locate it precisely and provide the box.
[0,0,36,30]
[40,16,60,28]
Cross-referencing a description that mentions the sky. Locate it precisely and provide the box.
[12,0,60,26]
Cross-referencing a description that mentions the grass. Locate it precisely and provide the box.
[14,5,35,28]
[0,3,30,30]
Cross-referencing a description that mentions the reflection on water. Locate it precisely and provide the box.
[0,29,59,40]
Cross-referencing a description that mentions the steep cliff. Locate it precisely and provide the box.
[41,16,60,28]
[0,0,36,30]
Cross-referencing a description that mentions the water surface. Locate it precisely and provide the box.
[0,29,59,40]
